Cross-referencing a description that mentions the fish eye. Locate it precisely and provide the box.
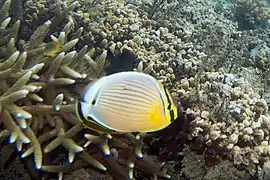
[91,99,96,105]
[86,115,92,121]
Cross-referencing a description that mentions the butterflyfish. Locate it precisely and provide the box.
[75,71,180,133]
[44,37,61,57]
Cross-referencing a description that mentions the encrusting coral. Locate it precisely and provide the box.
[0,0,171,179]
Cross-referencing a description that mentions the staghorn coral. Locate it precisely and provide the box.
[0,0,171,180]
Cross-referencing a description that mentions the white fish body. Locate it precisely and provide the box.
[78,71,177,133]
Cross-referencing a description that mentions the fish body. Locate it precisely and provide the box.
[250,45,260,59]
[76,71,179,133]
[44,36,61,57]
